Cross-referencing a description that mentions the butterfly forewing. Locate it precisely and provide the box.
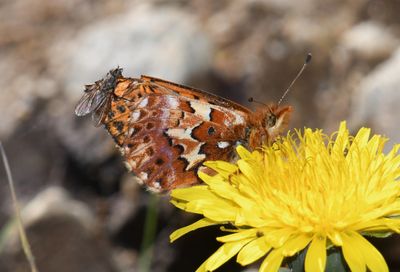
[140,75,252,114]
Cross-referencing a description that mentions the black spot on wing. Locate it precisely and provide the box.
[113,121,124,133]
[117,105,126,113]
[143,135,151,143]
[126,142,137,149]
[155,158,164,165]
[105,122,122,145]
[108,110,115,119]
[208,126,215,135]
[147,147,154,156]
[146,122,155,130]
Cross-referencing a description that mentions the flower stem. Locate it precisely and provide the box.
[1,142,38,272]
[138,194,159,272]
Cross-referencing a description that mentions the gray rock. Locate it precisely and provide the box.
[53,2,212,103]
[107,174,141,235]
[0,186,117,272]
[50,2,213,162]
[0,58,58,138]
[320,21,399,132]
[339,21,398,62]
[0,0,120,139]
[349,47,400,147]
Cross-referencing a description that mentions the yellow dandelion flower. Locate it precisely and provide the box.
[170,122,400,272]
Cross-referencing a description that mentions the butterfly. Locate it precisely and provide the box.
[75,68,292,193]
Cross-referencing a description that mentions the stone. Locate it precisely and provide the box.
[52,2,212,104]
[49,2,213,163]
[0,187,117,272]
[349,47,400,148]
[340,21,398,62]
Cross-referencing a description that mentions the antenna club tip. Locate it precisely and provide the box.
[248,97,254,102]
[305,53,312,64]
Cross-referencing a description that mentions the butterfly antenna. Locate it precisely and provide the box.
[248,97,273,112]
[248,97,267,107]
[277,53,312,106]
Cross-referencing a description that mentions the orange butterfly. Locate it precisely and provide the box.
[75,68,293,193]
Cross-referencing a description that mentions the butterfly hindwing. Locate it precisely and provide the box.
[105,90,248,192]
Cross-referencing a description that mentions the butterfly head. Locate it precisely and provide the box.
[264,104,292,140]
[250,104,292,146]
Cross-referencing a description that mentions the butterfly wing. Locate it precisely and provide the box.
[76,69,293,192]
[140,75,252,114]
[104,78,251,192]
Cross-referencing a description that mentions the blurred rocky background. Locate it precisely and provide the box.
[0,0,400,271]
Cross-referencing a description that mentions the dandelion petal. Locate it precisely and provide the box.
[260,249,284,272]
[217,229,257,243]
[237,237,271,265]
[341,232,366,272]
[352,233,388,272]
[305,235,326,272]
[281,234,312,256]
[236,145,252,159]
[170,218,215,242]
[203,239,251,271]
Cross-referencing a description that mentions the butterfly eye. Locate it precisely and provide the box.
[266,114,277,127]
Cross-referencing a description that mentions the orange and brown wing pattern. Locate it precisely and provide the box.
[104,83,250,192]
[140,75,252,114]
[75,68,293,193]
